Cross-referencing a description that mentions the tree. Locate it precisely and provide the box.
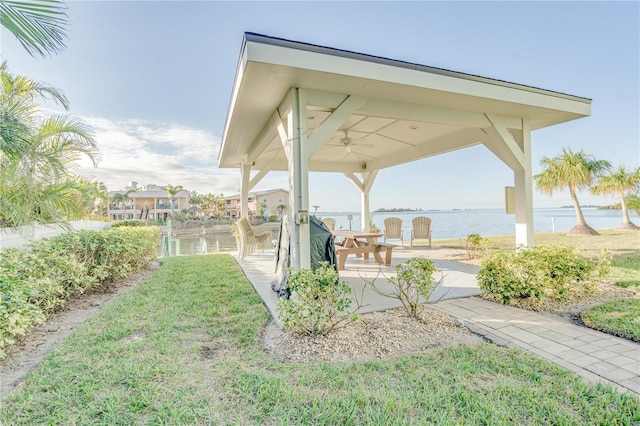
[591,166,640,230]
[0,0,69,57]
[111,189,136,220]
[91,181,108,218]
[0,63,99,227]
[165,184,184,217]
[277,203,287,218]
[626,192,640,218]
[534,147,611,235]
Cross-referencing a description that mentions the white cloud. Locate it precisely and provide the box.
[76,116,244,195]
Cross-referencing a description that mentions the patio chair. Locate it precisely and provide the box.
[411,216,432,247]
[236,216,272,258]
[383,217,404,247]
[321,217,336,230]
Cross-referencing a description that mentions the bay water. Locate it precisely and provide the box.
[175,207,632,255]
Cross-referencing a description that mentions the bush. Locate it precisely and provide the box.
[0,226,161,358]
[277,262,357,336]
[465,234,489,259]
[364,257,438,318]
[0,258,46,354]
[111,220,144,228]
[477,246,609,305]
[267,214,279,222]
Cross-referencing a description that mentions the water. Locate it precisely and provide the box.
[170,208,631,254]
[319,207,627,239]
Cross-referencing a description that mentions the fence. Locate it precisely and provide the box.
[0,220,112,250]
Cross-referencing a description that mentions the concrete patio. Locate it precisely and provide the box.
[236,245,480,321]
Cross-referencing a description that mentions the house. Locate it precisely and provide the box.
[107,182,190,222]
[222,189,289,220]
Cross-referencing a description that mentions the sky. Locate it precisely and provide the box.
[1,1,638,212]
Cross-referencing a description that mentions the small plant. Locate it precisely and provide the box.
[363,257,440,318]
[477,245,609,305]
[465,234,489,259]
[368,214,380,233]
[277,262,357,336]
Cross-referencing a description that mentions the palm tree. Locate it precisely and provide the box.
[165,184,184,218]
[111,189,136,220]
[1,61,70,159]
[591,166,640,230]
[626,192,640,219]
[534,147,611,235]
[0,63,99,227]
[90,180,108,218]
[0,0,69,57]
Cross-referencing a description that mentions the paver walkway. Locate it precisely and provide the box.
[430,297,640,397]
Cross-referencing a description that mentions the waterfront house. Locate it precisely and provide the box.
[107,182,190,222]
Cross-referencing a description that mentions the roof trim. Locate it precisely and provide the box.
[244,32,591,104]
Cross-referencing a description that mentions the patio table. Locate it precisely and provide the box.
[332,230,395,270]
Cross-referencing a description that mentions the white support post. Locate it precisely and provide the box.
[360,170,378,231]
[240,162,251,218]
[343,170,378,231]
[287,88,311,269]
[514,119,534,247]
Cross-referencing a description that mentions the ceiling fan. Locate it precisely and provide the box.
[327,130,375,151]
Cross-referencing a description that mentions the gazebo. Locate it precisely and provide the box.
[218,33,591,269]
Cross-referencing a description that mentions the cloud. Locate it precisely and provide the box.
[75,116,253,195]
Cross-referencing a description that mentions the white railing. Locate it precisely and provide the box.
[0,220,112,251]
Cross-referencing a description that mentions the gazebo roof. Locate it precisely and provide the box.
[219,32,591,173]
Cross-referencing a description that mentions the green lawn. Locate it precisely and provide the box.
[1,255,638,425]
[582,298,640,342]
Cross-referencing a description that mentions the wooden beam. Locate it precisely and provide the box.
[306,95,368,159]
[360,99,492,128]
[246,111,281,165]
[248,167,269,191]
[373,128,486,170]
[483,114,524,170]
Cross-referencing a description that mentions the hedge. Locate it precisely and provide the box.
[0,226,160,357]
[477,245,609,305]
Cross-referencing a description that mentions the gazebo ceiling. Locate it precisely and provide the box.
[219,33,591,173]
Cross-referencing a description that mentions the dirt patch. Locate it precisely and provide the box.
[0,262,160,399]
[262,307,486,364]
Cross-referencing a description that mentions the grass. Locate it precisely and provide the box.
[1,255,639,424]
[581,299,640,342]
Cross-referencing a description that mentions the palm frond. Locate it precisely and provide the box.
[0,0,69,57]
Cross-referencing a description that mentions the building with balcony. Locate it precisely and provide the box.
[107,182,190,222]
[223,189,289,220]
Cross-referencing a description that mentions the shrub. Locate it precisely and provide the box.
[0,257,46,355]
[277,262,357,336]
[477,246,609,305]
[364,257,439,318]
[267,214,279,222]
[111,220,144,228]
[465,234,489,259]
[0,226,161,357]
[45,226,160,283]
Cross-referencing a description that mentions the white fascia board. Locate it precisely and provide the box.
[246,41,591,122]
[219,43,249,166]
